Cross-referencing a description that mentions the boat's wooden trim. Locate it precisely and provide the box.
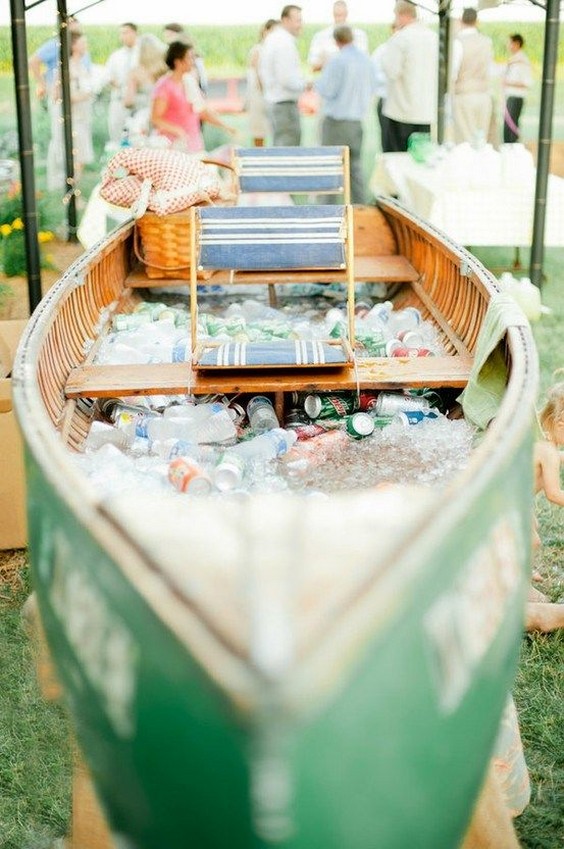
[124,255,419,288]
[64,355,474,398]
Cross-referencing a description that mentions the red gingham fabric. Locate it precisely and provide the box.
[99,148,221,215]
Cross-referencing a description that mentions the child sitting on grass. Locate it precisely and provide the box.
[527,378,564,631]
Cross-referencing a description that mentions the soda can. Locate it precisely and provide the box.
[415,348,434,357]
[168,457,212,495]
[358,392,380,412]
[356,332,387,357]
[345,412,375,439]
[393,410,441,427]
[304,393,357,420]
[214,453,246,491]
[373,392,431,416]
[285,408,311,428]
[112,313,152,331]
[396,329,425,348]
[293,423,327,440]
[390,346,419,358]
[385,339,404,357]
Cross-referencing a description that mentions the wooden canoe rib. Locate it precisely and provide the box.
[12,199,538,849]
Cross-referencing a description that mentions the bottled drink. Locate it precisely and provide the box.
[147,406,236,444]
[247,396,280,434]
[387,307,422,335]
[192,408,237,444]
[213,452,246,491]
[97,398,159,423]
[84,420,133,451]
[231,429,297,461]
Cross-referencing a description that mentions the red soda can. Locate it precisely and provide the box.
[358,391,380,413]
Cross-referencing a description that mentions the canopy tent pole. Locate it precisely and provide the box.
[57,0,78,242]
[9,0,42,312]
[530,0,560,288]
[437,0,452,145]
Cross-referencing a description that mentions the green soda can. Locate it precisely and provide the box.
[371,415,395,429]
[112,313,152,331]
[345,412,375,439]
[304,393,357,420]
[355,331,387,357]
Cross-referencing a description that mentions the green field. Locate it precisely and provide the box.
[0,21,563,75]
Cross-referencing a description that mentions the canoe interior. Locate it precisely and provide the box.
[13,199,539,849]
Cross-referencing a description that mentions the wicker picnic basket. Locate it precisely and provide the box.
[134,205,206,280]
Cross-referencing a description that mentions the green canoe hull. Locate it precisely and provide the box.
[26,428,533,849]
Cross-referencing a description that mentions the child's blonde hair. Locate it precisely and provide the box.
[539,374,564,438]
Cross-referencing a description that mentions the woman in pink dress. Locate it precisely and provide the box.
[151,41,234,153]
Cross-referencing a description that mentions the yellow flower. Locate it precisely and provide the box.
[0,224,12,237]
[11,218,24,230]
[38,230,55,243]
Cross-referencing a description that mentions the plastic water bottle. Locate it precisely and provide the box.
[231,429,297,461]
[84,420,133,451]
[247,396,280,434]
[191,408,237,444]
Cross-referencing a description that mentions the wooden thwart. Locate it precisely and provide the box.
[125,255,419,288]
[65,356,473,399]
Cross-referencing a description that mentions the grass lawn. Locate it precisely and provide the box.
[0,59,563,847]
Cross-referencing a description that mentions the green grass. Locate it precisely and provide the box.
[0,28,564,846]
[0,578,71,849]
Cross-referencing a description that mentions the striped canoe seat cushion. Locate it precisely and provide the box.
[196,205,346,271]
[236,146,346,194]
[196,340,349,368]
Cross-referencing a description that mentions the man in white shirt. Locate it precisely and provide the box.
[451,8,494,145]
[104,22,139,143]
[259,5,306,146]
[308,1,368,72]
[503,34,532,143]
[381,1,438,153]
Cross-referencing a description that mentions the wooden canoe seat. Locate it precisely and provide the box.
[65,356,473,399]
[125,204,419,289]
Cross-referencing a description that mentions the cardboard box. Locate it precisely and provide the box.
[0,320,28,549]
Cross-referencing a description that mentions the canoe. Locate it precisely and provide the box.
[13,200,538,849]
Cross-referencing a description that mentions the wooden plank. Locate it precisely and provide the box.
[125,255,418,289]
[65,356,473,398]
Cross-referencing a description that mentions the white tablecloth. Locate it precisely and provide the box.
[371,149,564,248]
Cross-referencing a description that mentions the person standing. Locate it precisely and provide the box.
[451,8,494,145]
[307,1,368,73]
[162,23,208,95]
[246,19,278,147]
[315,26,376,203]
[150,41,235,153]
[503,34,532,144]
[104,22,140,144]
[259,5,306,147]
[380,1,438,153]
[47,31,95,193]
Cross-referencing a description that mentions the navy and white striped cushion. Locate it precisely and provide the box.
[236,146,346,194]
[197,340,348,368]
[196,205,346,271]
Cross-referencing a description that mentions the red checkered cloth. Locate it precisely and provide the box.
[99,148,221,216]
